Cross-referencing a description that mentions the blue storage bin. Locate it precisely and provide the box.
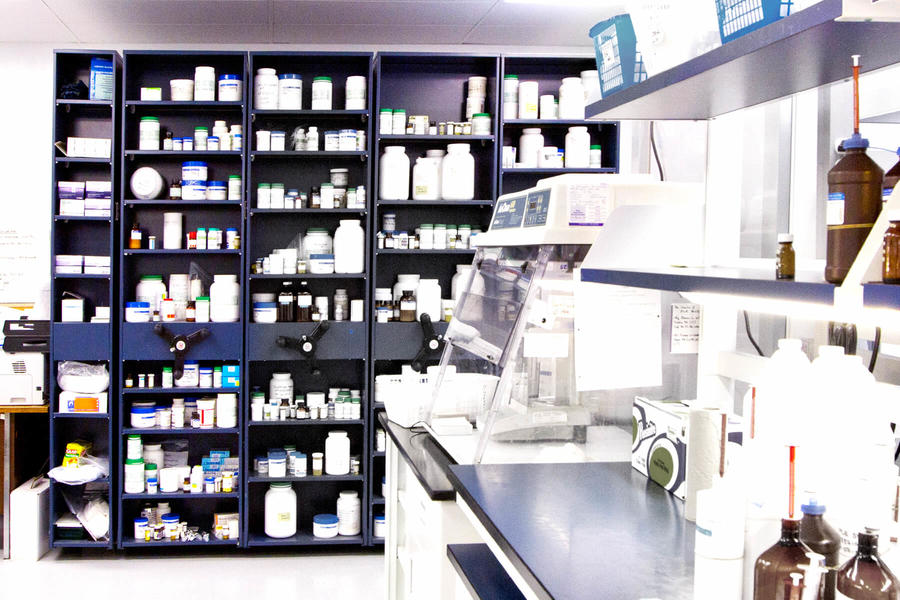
[589,14,648,97]
[715,0,794,44]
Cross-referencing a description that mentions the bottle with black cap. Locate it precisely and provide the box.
[800,498,841,600]
[836,528,899,599]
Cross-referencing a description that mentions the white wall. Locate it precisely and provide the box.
[0,40,596,304]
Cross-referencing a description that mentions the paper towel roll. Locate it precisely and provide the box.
[686,407,723,522]
[694,556,742,600]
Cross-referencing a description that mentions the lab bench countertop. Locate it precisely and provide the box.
[446,461,695,600]
[378,412,457,501]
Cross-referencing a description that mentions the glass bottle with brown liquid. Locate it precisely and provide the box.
[399,290,416,322]
[882,212,900,284]
[836,529,900,599]
[776,233,796,279]
[755,518,812,600]
[883,148,900,205]
[296,281,312,322]
[800,499,841,600]
[826,134,884,283]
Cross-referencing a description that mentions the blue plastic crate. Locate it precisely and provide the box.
[590,14,648,97]
[715,0,794,43]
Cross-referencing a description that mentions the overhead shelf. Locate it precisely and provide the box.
[587,0,900,121]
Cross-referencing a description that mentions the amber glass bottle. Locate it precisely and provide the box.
[755,518,812,600]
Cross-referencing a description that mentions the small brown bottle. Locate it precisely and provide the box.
[755,518,812,600]
[800,499,841,600]
[169,178,182,200]
[837,528,900,599]
[296,281,312,322]
[399,290,416,322]
[883,211,900,284]
[129,223,142,249]
[776,233,796,280]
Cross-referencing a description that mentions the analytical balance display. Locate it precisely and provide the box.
[425,174,703,463]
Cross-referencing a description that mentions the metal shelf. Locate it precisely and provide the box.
[124,249,241,255]
[56,99,114,107]
[52,412,109,419]
[55,156,111,164]
[124,199,240,206]
[252,109,368,118]
[250,208,366,215]
[122,387,234,395]
[125,150,241,157]
[248,419,364,426]
[120,538,240,547]
[125,100,243,108]
[379,134,494,142]
[377,199,494,207]
[53,215,112,222]
[122,491,240,500]
[246,532,364,547]
[249,273,365,279]
[247,475,364,483]
[250,151,367,158]
[122,427,240,435]
[501,167,616,175]
[54,273,111,279]
[377,249,475,255]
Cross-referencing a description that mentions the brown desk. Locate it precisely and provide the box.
[1,405,48,559]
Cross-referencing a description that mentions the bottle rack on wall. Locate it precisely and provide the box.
[369,53,502,544]
[243,51,373,547]
[498,55,619,196]
[49,49,121,549]
[117,51,248,548]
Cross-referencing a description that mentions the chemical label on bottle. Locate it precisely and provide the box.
[400,300,415,311]
[827,192,846,225]
[277,511,292,522]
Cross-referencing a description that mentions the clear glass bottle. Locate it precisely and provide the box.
[837,529,900,599]
[755,518,811,600]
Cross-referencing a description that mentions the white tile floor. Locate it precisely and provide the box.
[0,548,385,599]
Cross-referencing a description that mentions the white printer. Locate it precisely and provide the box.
[0,319,49,405]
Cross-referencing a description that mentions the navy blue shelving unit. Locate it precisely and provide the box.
[117,50,248,549]
[499,55,619,197]
[244,51,374,548]
[49,49,121,549]
[370,52,502,545]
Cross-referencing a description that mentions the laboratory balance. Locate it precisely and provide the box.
[424,173,703,463]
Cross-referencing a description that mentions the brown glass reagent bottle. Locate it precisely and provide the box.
[755,518,812,600]
[836,528,900,599]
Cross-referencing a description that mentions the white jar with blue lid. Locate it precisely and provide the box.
[125,302,150,323]
[206,180,227,201]
[175,360,200,387]
[254,302,278,323]
[324,131,340,151]
[373,515,386,538]
[218,74,242,102]
[182,161,208,182]
[278,74,302,110]
[182,181,207,201]
[313,513,339,538]
[130,406,155,428]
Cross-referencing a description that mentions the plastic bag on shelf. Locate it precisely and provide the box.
[48,454,109,485]
[162,439,189,467]
[189,261,212,298]
[57,361,109,393]
[59,482,110,541]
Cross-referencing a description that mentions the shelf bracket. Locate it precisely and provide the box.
[410,313,445,373]
[276,320,331,375]
[153,324,211,379]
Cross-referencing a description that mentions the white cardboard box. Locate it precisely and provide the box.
[632,397,690,500]
[58,391,108,413]
[10,477,49,561]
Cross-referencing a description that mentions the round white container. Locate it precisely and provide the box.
[374,515,386,538]
[130,167,165,200]
[163,213,182,250]
[337,490,361,536]
[393,274,420,303]
[168,273,189,320]
[194,66,216,101]
[518,128,544,168]
[265,483,297,538]
[182,161,208,182]
[210,274,239,322]
[311,77,333,110]
[581,69,602,105]
[334,219,364,274]
[136,275,167,314]
[379,146,410,200]
[216,393,237,429]
[218,74,242,102]
[256,130,271,151]
[589,145,603,168]
[538,146,558,168]
[125,302,150,323]
[130,407,155,429]
[126,435,142,461]
[228,175,241,201]
[452,264,475,303]
[503,75,519,106]
[472,113,491,135]
[468,76,487,98]
[392,110,406,135]
[139,117,160,150]
[518,81,539,119]
[303,229,333,261]
[270,131,285,152]
[539,95,556,120]
[416,278,442,321]
[182,181,206,201]
[254,68,279,110]
[379,109,393,135]
[564,126,591,168]
[124,459,144,494]
[426,149,445,198]
[277,74,302,110]
[270,373,293,403]
[313,514,339,538]
[558,77,586,120]
[253,302,278,323]
[169,79,194,101]
[441,143,475,201]
[345,76,367,110]
[206,181,227,201]
[465,96,484,120]
[196,398,215,428]
[412,157,440,200]
[325,430,350,475]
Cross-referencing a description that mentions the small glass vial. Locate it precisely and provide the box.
[311,452,324,476]
[399,290,416,322]
[775,233,795,280]
[884,211,900,283]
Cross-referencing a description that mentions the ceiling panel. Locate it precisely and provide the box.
[477,1,623,28]
[465,23,598,47]
[43,0,269,25]
[68,22,272,43]
[272,23,472,44]
[273,1,493,26]
[0,1,77,42]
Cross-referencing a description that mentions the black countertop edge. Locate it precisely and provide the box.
[445,464,553,600]
[447,543,526,600]
[378,412,457,501]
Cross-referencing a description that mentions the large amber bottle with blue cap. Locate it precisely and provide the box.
[826,132,883,283]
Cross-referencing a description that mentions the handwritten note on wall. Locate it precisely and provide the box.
[0,226,42,303]
[670,303,701,354]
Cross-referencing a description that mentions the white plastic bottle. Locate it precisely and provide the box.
[393,274,420,306]
[337,490,361,536]
[518,128,544,168]
[412,157,439,200]
[209,274,240,322]
[269,372,293,403]
[254,68,278,110]
[333,219,364,274]
[558,77,585,120]
[379,146,410,200]
[136,275,167,315]
[264,482,297,538]
[564,126,591,168]
[451,265,474,304]
[325,431,350,475]
[426,149,446,198]
[415,279,442,321]
[441,144,475,201]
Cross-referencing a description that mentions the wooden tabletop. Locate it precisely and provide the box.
[0,405,49,414]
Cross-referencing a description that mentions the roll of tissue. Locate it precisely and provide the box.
[685,406,723,522]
